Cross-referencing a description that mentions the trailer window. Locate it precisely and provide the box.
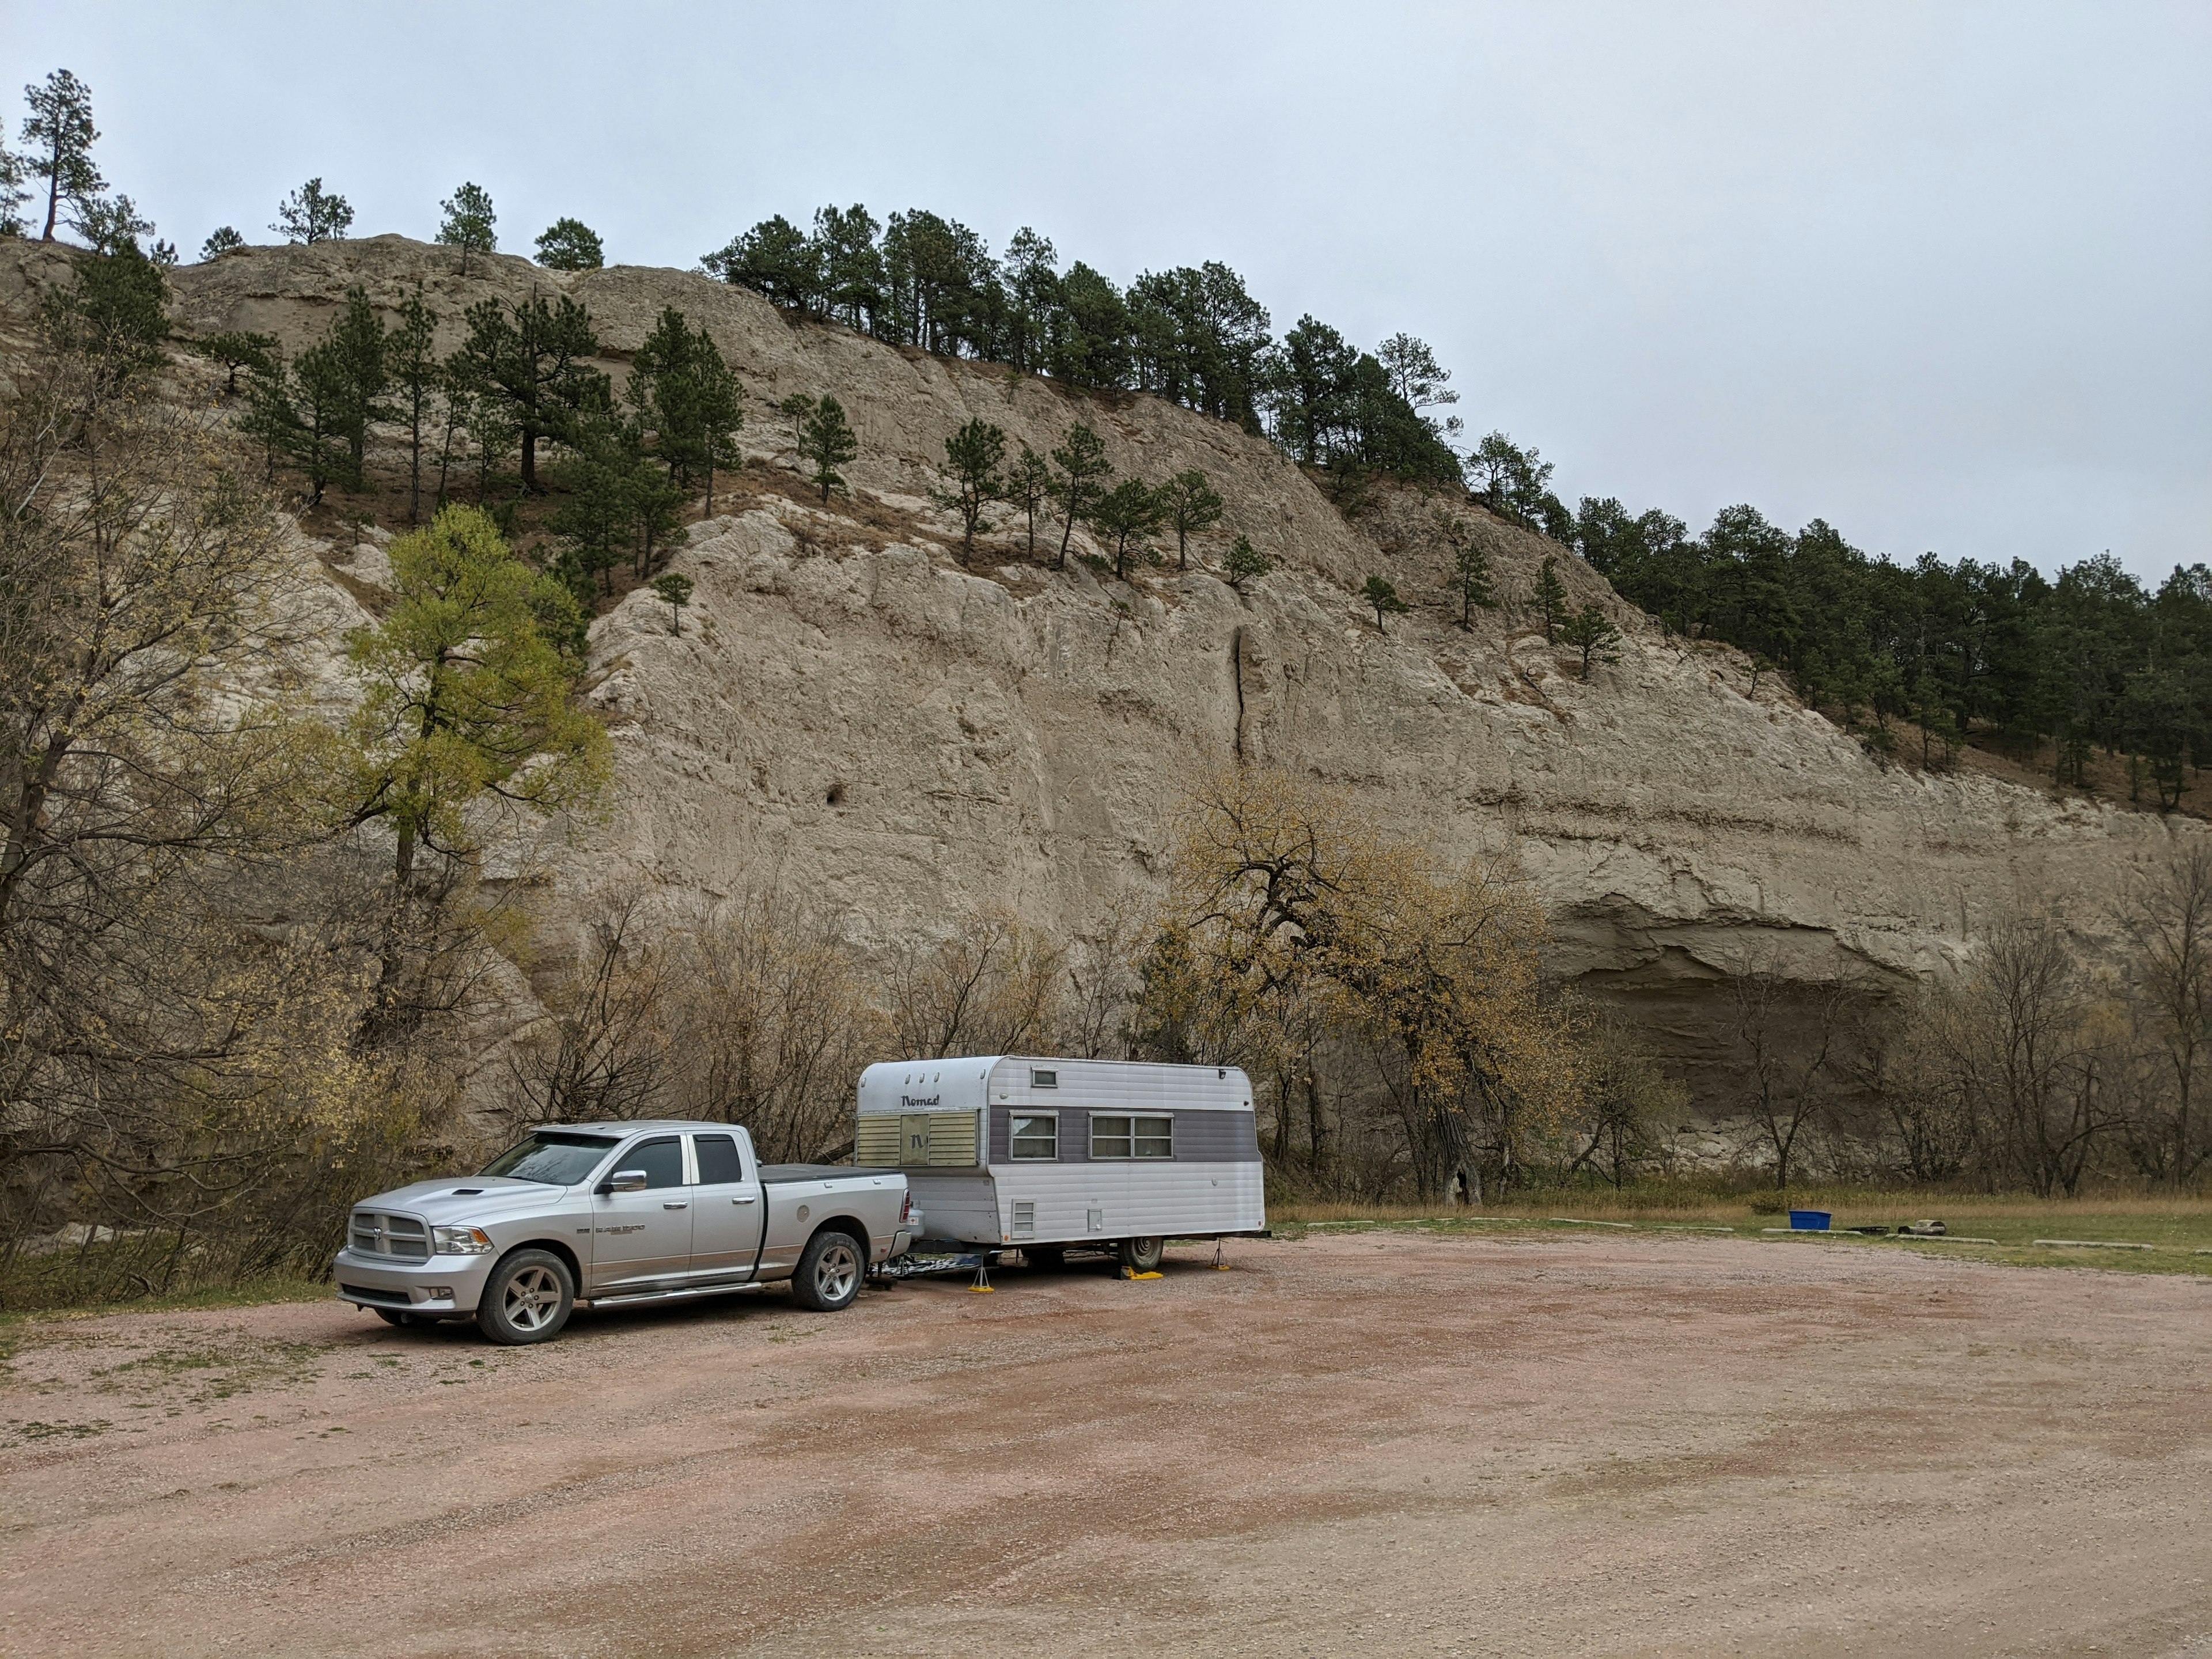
[1010,1114,1058,1160]
[1090,1115,1173,1159]
[1031,1068,1058,1088]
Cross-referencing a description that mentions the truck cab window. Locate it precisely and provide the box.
[618,1137,685,1189]
[1010,1114,1058,1160]
[692,1134,745,1185]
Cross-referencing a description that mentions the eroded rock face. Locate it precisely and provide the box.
[14,235,2191,1097]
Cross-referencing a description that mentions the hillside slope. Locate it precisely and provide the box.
[20,234,2192,1097]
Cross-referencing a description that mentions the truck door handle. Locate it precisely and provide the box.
[733,1195,757,1205]
[663,1201,688,1210]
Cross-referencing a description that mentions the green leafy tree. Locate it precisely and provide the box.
[1003,443,1052,557]
[22,69,103,244]
[1560,603,1622,677]
[1090,478,1163,581]
[450,292,603,492]
[191,329,277,397]
[1532,556,1569,642]
[535,217,604,271]
[341,505,608,889]
[931,419,1006,563]
[1155,469,1224,571]
[271,177,353,244]
[652,573,695,636]
[1223,533,1271,589]
[199,226,243,260]
[388,284,440,522]
[1362,575,1409,632]
[1049,422,1113,570]
[436,181,497,274]
[628,307,743,512]
[797,395,858,502]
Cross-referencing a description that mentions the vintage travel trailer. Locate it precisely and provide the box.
[855,1056,1266,1267]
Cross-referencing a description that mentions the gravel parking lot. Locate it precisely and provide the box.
[2,1230,2207,1658]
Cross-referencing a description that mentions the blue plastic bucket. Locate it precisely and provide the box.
[1789,1209,1832,1231]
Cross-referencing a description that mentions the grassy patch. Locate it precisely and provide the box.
[1266,1194,2212,1277]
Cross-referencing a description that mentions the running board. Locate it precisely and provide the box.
[584,1279,768,1309]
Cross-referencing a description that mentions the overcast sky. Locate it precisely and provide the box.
[8,1,2207,581]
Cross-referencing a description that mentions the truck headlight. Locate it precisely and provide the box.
[431,1225,494,1256]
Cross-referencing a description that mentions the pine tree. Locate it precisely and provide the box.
[775,392,815,453]
[1090,478,1162,581]
[549,413,641,597]
[1453,541,1498,628]
[199,226,243,260]
[1532,556,1569,643]
[191,329,277,396]
[1363,575,1409,632]
[0,132,26,237]
[1224,533,1272,589]
[1049,423,1113,570]
[388,283,440,522]
[437,182,498,274]
[271,178,353,243]
[1003,444,1052,556]
[283,287,388,502]
[797,395,858,502]
[930,419,1006,563]
[1155,469,1225,571]
[21,69,103,244]
[342,506,607,888]
[450,292,604,491]
[1559,603,1622,677]
[652,573,695,636]
[629,307,743,512]
[535,217,604,271]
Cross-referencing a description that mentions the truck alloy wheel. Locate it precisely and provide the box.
[477,1249,575,1344]
[1119,1236,1165,1272]
[794,1231,863,1311]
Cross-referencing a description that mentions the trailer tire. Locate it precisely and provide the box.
[792,1230,865,1312]
[1118,1236,1165,1272]
[475,1249,575,1345]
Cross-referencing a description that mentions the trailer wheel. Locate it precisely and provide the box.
[793,1230,864,1312]
[1118,1237,1165,1272]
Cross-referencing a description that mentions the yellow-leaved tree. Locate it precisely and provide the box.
[1139,767,1584,1199]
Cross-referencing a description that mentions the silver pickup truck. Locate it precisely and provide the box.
[333,1120,915,1344]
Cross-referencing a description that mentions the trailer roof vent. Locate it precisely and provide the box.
[1032,1067,1058,1088]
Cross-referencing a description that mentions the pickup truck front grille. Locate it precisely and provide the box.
[350,1211,431,1262]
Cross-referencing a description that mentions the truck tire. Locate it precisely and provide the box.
[1118,1237,1165,1272]
[792,1230,864,1312]
[476,1249,575,1345]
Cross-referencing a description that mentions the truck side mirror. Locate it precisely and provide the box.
[599,1169,649,1194]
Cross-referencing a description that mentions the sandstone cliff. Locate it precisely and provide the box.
[14,236,2192,1100]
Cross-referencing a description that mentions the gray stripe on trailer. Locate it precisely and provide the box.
[987,1105,1260,1164]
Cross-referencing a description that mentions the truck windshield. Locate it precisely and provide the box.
[480,1131,620,1185]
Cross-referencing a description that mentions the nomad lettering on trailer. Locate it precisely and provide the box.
[900,1096,941,1109]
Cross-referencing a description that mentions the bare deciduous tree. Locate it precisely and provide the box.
[2117,845,2212,1183]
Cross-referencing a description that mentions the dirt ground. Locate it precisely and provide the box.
[2,1232,2207,1659]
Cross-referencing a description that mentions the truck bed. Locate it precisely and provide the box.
[759,1164,899,1183]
